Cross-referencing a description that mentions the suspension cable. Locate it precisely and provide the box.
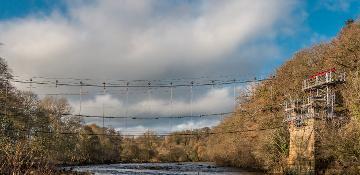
[29,78,32,92]
[79,81,83,116]
[125,82,129,133]
[148,81,152,116]
[169,82,173,132]
[190,81,194,131]
[102,82,106,132]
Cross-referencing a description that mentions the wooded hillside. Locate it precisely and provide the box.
[205,20,360,174]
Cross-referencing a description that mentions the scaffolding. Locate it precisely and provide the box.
[285,68,346,127]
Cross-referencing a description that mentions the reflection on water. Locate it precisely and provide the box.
[64,162,262,175]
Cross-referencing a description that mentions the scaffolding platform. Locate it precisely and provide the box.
[302,68,345,91]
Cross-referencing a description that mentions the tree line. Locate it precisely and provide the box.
[0,65,211,174]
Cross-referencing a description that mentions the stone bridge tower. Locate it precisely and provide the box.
[284,68,345,173]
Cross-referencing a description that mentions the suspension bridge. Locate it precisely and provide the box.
[3,74,274,137]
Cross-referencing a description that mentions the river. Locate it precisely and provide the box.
[63,162,262,175]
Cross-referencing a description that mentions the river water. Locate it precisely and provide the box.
[64,162,262,175]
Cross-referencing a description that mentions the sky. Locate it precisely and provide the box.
[0,0,359,134]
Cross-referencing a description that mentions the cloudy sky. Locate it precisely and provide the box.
[0,0,359,134]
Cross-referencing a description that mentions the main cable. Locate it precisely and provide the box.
[10,77,271,88]
[4,124,283,137]
[61,111,235,120]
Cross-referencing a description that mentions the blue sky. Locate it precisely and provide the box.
[274,0,360,73]
[0,0,359,132]
[0,0,67,20]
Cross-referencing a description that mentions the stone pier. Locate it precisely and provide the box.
[288,118,315,173]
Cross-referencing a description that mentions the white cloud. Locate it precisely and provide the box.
[173,119,220,132]
[318,0,355,12]
[71,88,233,117]
[72,87,233,134]
[0,0,298,79]
[105,115,221,135]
